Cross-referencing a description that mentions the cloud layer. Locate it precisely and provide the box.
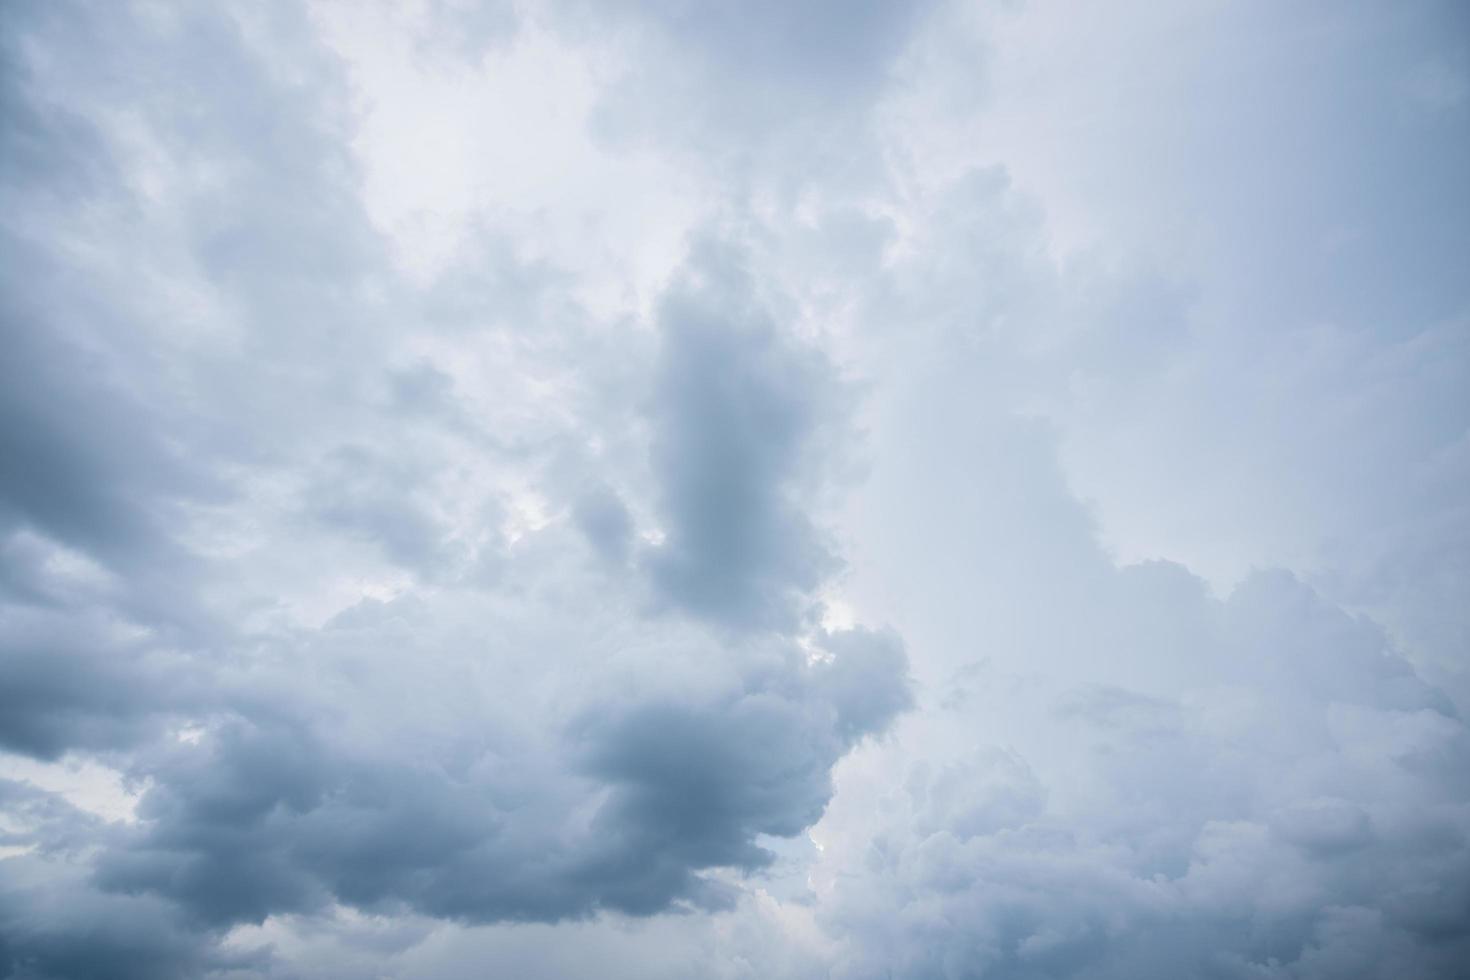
[1,1,1466,977]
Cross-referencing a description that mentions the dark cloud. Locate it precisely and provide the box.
[73,623,907,935]
[573,485,634,564]
[0,276,203,582]
[1,6,912,949]
[0,862,251,980]
[644,239,844,630]
[0,0,370,773]
[0,782,252,980]
[574,630,908,912]
[0,0,380,572]
[0,611,183,761]
[814,628,913,742]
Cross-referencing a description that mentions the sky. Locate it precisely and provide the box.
[1,1,1467,978]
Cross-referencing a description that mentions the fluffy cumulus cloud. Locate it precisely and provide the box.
[814,503,1470,978]
[1,1,1466,978]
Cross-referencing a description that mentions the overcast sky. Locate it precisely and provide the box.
[2,2,1468,978]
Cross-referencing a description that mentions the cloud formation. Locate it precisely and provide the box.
[1,0,1466,978]
[645,239,845,628]
[814,555,1470,979]
[0,4,911,973]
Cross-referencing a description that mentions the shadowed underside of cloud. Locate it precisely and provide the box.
[644,239,844,630]
[61,623,907,929]
[0,611,191,761]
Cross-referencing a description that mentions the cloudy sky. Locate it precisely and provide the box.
[2,1,1468,977]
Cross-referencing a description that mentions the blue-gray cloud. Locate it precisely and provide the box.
[644,239,844,630]
[2,0,1466,978]
[0,10,910,970]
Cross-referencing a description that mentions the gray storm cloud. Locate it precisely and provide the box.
[1,1,1467,978]
[0,4,909,973]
